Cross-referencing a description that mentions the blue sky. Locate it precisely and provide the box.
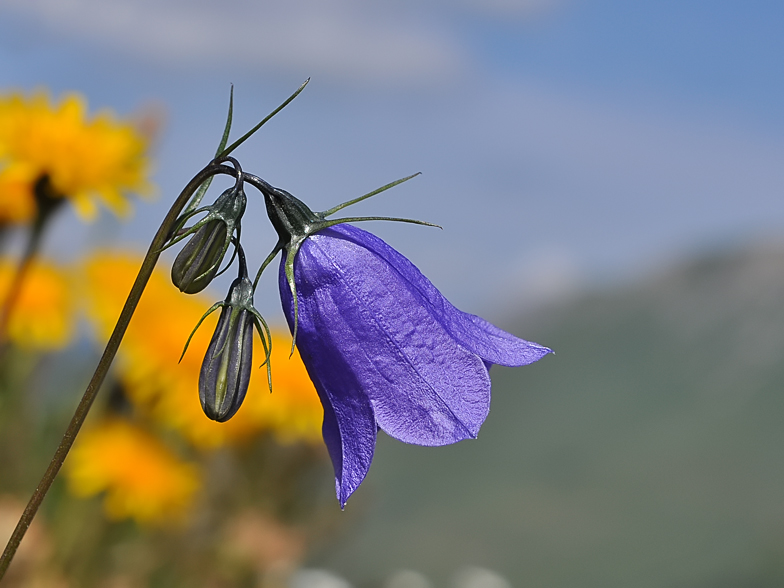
[1,0,783,320]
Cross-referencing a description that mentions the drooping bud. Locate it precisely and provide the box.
[199,274,255,421]
[171,218,227,294]
[170,182,246,294]
[186,245,270,422]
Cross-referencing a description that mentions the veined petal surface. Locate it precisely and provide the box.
[331,224,552,366]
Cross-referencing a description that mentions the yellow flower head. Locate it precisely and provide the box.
[82,252,323,449]
[0,258,74,349]
[244,332,324,445]
[0,90,153,223]
[65,419,200,524]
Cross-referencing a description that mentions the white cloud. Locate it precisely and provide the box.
[2,0,468,85]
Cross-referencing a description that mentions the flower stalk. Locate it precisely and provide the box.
[0,161,235,581]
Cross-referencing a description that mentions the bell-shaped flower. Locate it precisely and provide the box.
[169,175,246,294]
[251,175,551,507]
[182,246,271,422]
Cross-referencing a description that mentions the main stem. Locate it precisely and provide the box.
[0,163,233,581]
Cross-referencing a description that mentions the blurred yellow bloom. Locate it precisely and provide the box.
[0,165,36,223]
[66,419,200,524]
[0,90,152,223]
[82,252,323,449]
[244,333,324,445]
[0,258,74,349]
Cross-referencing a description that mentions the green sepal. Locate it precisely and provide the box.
[182,86,235,218]
[319,173,421,218]
[179,301,225,363]
[218,79,309,159]
[283,237,305,357]
[249,306,273,393]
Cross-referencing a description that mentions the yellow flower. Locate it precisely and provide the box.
[0,90,153,223]
[243,333,324,445]
[0,258,74,349]
[81,252,323,449]
[65,419,200,524]
[0,165,36,223]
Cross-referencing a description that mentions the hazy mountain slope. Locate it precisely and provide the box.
[309,240,784,588]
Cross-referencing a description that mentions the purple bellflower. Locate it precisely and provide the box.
[246,174,552,507]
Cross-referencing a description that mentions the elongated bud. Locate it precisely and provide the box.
[171,219,227,294]
[171,183,246,294]
[199,274,256,422]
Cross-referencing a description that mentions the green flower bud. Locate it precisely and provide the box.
[199,274,256,422]
[170,183,246,294]
[171,218,228,294]
[180,245,271,423]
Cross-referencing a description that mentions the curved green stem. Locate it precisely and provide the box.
[0,162,233,581]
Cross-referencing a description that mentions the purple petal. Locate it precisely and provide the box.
[324,224,552,366]
[280,258,378,507]
[303,352,376,508]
